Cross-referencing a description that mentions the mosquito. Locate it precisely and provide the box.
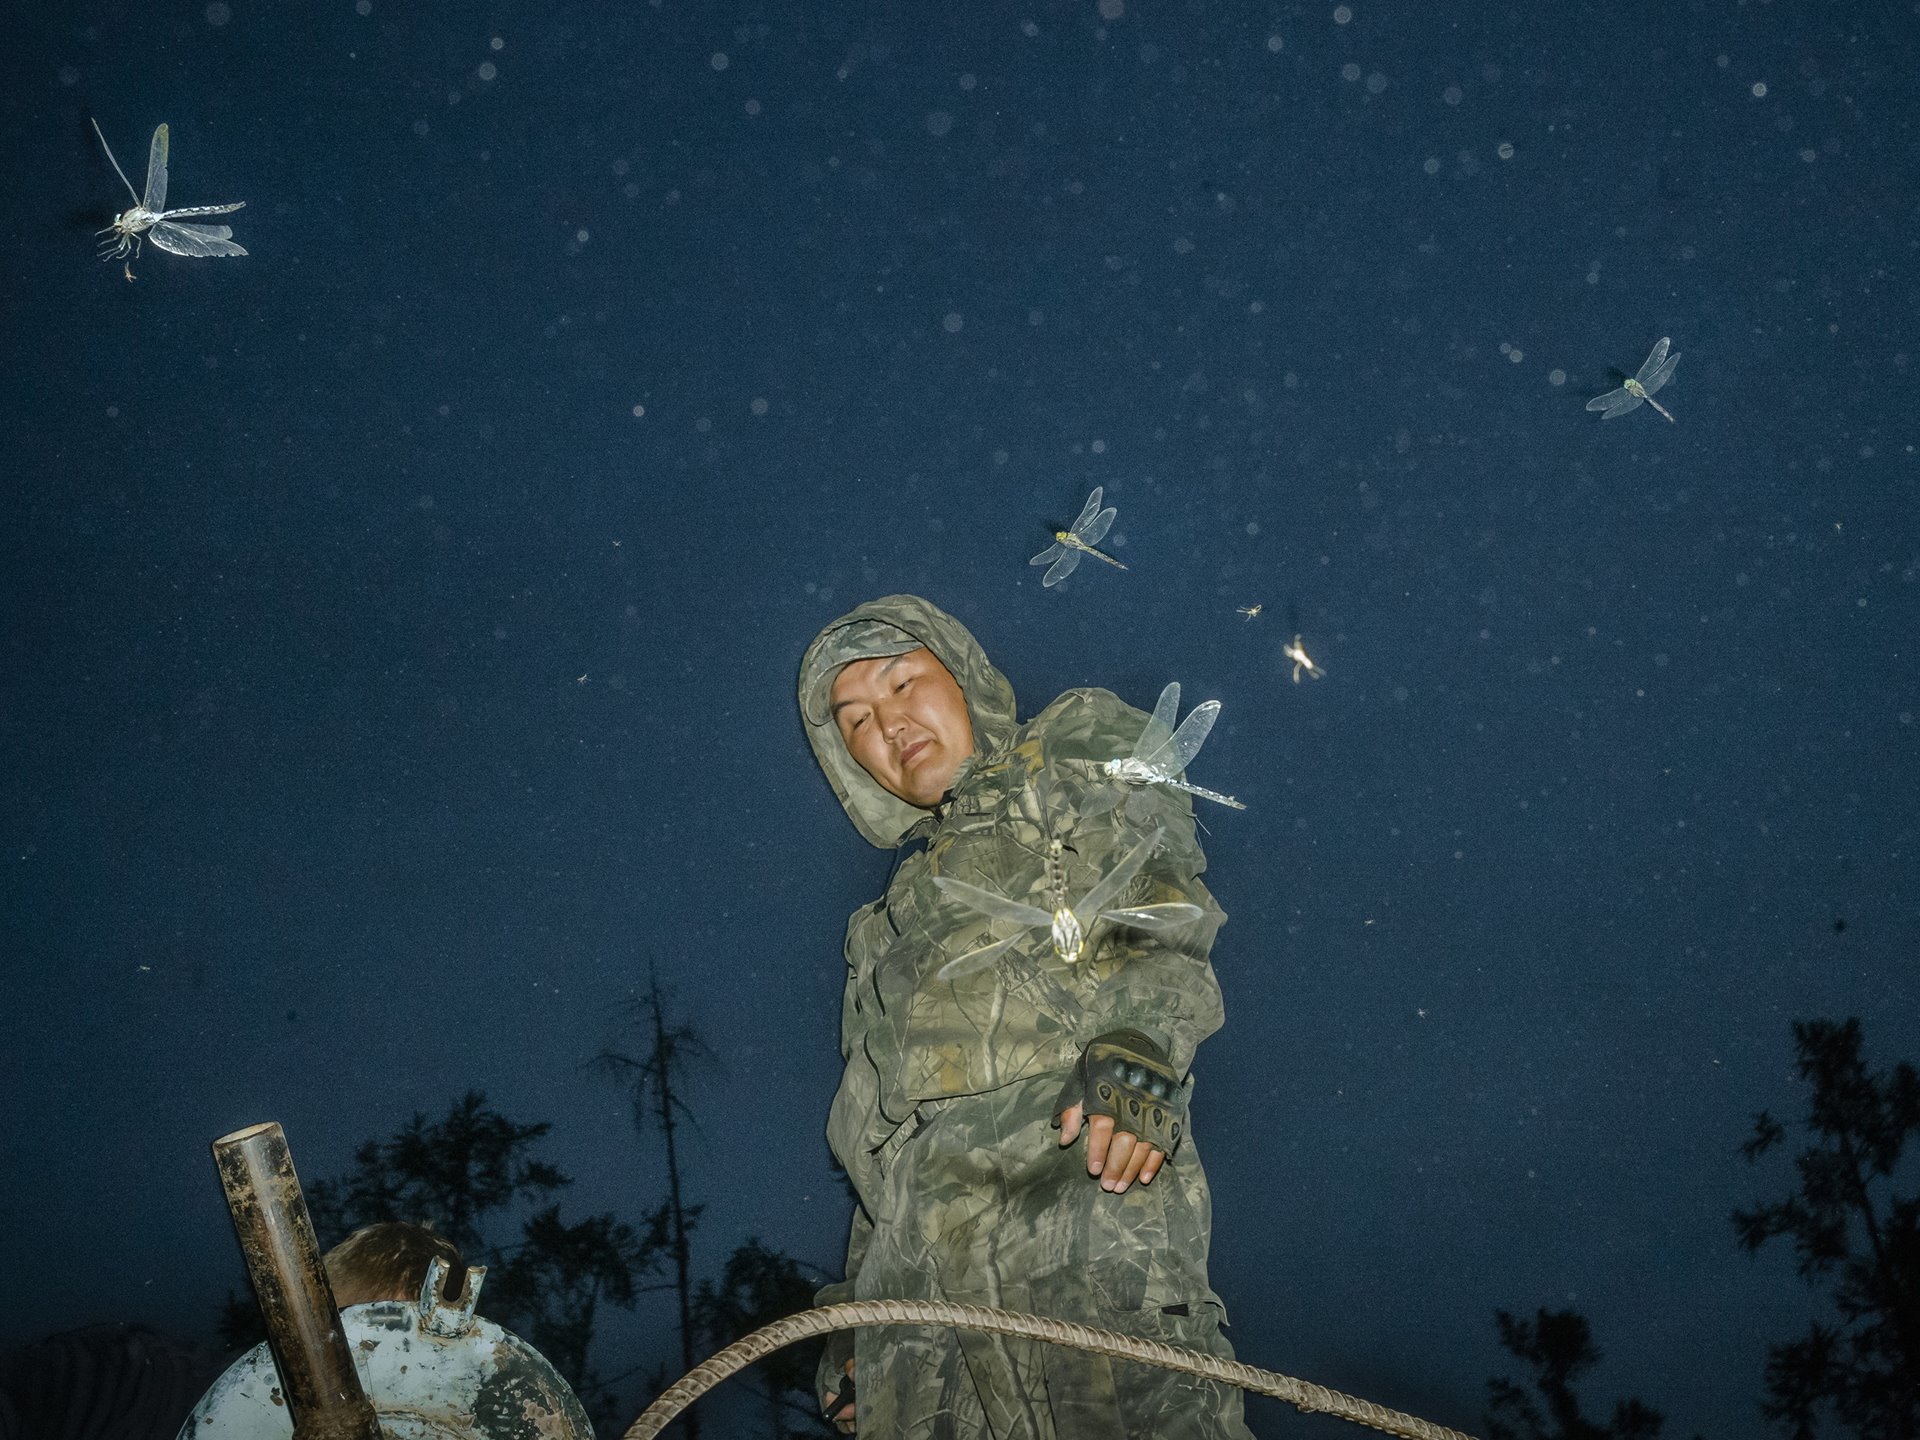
[1103,682,1246,810]
[1031,487,1128,588]
[934,830,1202,981]
[1237,604,1263,621]
[93,119,246,272]
[1585,337,1680,424]
[1284,634,1324,684]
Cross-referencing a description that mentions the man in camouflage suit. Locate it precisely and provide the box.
[799,595,1252,1439]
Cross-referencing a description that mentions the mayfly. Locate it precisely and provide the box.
[1284,634,1324,684]
[1585,337,1680,424]
[1031,487,1128,588]
[934,829,1202,981]
[1103,682,1246,811]
[92,119,246,271]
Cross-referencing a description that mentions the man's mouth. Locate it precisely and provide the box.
[898,739,930,768]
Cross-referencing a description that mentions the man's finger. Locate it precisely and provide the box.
[1085,1113,1114,1174]
[1138,1148,1167,1186]
[1057,1102,1083,1146]
[1102,1129,1136,1188]
[1113,1139,1158,1192]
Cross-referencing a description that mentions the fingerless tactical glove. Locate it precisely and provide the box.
[1059,1028,1189,1158]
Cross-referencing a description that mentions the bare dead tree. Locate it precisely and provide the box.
[595,970,714,1440]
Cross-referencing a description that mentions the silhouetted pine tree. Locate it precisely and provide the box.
[692,1238,836,1438]
[1735,1018,1920,1440]
[1486,1308,1668,1440]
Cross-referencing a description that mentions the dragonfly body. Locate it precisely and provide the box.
[1621,376,1677,424]
[1044,841,1085,963]
[1032,487,1127,587]
[1587,337,1680,423]
[1106,762,1245,811]
[93,120,246,269]
[1101,682,1246,811]
[1053,530,1128,570]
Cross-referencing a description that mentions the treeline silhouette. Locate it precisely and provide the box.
[1,1014,1912,1440]
[1485,1017,1917,1440]
[213,974,837,1436]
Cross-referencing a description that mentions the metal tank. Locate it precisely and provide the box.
[179,1259,592,1440]
[183,1121,592,1440]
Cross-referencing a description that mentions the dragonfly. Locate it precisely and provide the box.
[1283,634,1324,684]
[1585,337,1680,423]
[1103,682,1245,811]
[1031,487,1127,588]
[92,119,247,270]
[934,830,1203,981]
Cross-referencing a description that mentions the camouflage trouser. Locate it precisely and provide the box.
[848,1075,1253,1440]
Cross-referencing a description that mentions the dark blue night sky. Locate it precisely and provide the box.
[4,3,1916,1436]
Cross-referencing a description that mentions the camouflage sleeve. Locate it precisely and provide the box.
[1037,691,1228,1076]
[1071,777,1226,1074]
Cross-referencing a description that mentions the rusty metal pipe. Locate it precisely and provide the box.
[212,1122,383,1440]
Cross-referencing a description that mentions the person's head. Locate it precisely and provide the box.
[323,1222,465,1308]
[800,598,1018,849]
[828,646,975,808]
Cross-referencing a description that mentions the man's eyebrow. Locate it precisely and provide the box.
[829,653,915,721]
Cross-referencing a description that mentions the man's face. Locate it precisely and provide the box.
[829,648,975,808]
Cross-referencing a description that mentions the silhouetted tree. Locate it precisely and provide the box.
[297,1090,568,1256]
[215,1091,657,1424]
[485,1205,654,1423]
[1734,1018,1920,1440]
[692,1238,836,1438]
[595,971,714,1439]
[1486,1308,1667,1440]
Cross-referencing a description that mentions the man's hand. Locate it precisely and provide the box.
[1057,1102,1166,1193]
[824,1357,855,1434]
[1054,1029,1185,1192]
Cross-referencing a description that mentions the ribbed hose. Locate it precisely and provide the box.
[620,1298,1476,1440]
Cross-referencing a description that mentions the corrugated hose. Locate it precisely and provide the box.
[620,1298,1476,1440]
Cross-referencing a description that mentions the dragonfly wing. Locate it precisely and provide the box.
[932,875,1053,928]
[144,124,170,213]
[1077,505,1117,547]
[1639,349,1680,397]
[1130,683,1180,766]
[1099,902,1204,932]
[1043,547,1082,586]
[1070,487,1104,535]
[1162,700,1221,773]
[1030,541,1064,567]
[1633,337,1671,386]
[150,222,246,257]
[1586,386,1642,419]
[937,934,1021,982]
[1072,828,1163,927]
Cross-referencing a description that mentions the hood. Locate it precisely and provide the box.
[798,595,1019,848]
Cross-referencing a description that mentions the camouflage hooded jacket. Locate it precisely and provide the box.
[800,596,1228,1217]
